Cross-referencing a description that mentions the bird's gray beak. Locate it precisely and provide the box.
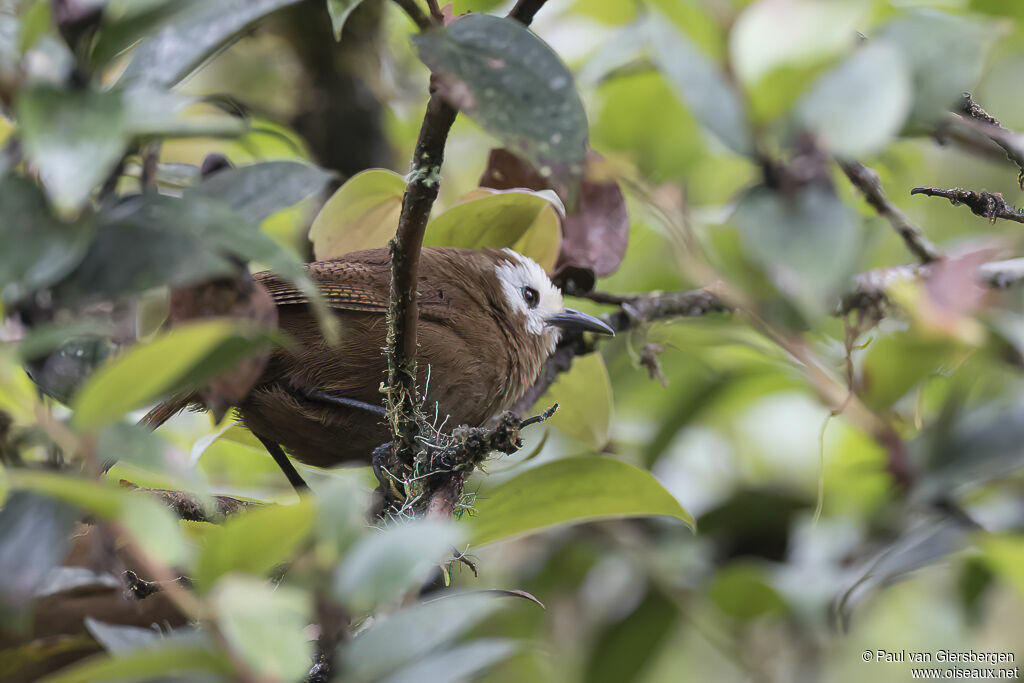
[545,308,615,336]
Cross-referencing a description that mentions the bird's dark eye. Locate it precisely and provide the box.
[522,286,539,308]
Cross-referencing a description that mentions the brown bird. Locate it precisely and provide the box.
[145,247,612,483]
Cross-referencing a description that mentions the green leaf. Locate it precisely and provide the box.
[732,184,861,313]
[333,518,465,612]
[795,42,911,157]
[0,175,93,303]
[309,168,406,260]
[7,471,189,565]
[878,10,993,126]
[326,0,367,39]
[414,14,589,183]
[860,332,954,411]
[121,0,305,87]
[646,14,752,156]
[190,160,335,224]
[584,587,676,683]
[424,189,562,270]
[467,457,693,547]
[15,85,244,215]
[84,618,163,655]
[16,86,129,215]
[39,645,232,683]
[340,592,504,680]
[72,319,275,429]
[211,575,312,683]
[0,492,78,611]
[194,498,315,593]
[729,0,867,86]
[540,352,613,450]
[383,639,520,683]
[708,563,788,620]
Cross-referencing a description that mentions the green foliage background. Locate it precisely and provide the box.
[2,0,1024,681]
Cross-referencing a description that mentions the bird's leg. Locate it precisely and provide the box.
[303,389,386,417]
[255,434,308,493]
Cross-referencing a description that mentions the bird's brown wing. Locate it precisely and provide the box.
[256,249,450,315]
[256,256,391,313]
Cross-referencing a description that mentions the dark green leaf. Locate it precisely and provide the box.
[468,457,694,547]
[647,14,752,156]
[326,0,367,40]
[16,86,128,215]
[414,14,588,183]
[340,592,504,680]
[732,184,861,313]
[39,644,232,683]
[194,498,315,593]
[0,175,93,303]
[878,10,993,126]
[708,563,788,620]
[796,42,912,156]
[191,160,334,223]
[333,518,464,612]
[383,639,520,683]
[0,492,78,611]
[584,587,677,683]
[84,618,162,655]
[121,0,304,87]
[211,576,312,682]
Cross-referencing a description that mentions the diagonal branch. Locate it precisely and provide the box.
[957,94,1024,189]
[840,160,943,264]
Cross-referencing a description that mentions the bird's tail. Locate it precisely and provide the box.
[140,394,197,430]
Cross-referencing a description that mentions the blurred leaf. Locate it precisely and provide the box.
[40,644,232,683]
[414,14,588,184]
[7,471,188,565]
[878,10,993,126]
[121,0,304,87]
[541,352,613,449]
[647,13,752,156]
[977,533,1024,599]
[915,400,1024,500]
[425,189,562,270]
[340,592,504,680]
[0,175,93,303]
[90,0,190,67]
[326,0,366,39]
[584,587,676,683]
[969,0,1024,19]
[730,0,866,86]
[33,566,119,598]
[468,457,693,547]
[16,86,127,215]
[732,184,860,313]
[0,492,78,611]
[860,332,954,411]
[333,518,465,612]
[383,639,520,683]
[796,42,911,157]
[24,335,115,405]
[190,160,334,223]
[97,422,168,472]
[72,319,276,429]
[194,498,315,593]
[84,618,162,655]
[310,168,405,260]
[211,575,312,683]
[709,563,788,620]
[641,370,736,467]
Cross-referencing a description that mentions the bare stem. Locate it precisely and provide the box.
[840,160,943,264]
[910,186,1024,225]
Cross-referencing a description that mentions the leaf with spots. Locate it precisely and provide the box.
[414,14,589,187]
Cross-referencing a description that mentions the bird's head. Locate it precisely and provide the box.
[493,248,614,355]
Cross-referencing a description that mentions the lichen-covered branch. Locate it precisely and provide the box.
[957,94,1024,188]
[910,186,1024,224]
[119,481,258,522]
[381,0,551,514]
[840,160,943,264]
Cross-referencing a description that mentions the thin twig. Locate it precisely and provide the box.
[426,0,443,22]
[910,186,1024,224]
[507,0,549,24]
[840,160,943,264]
